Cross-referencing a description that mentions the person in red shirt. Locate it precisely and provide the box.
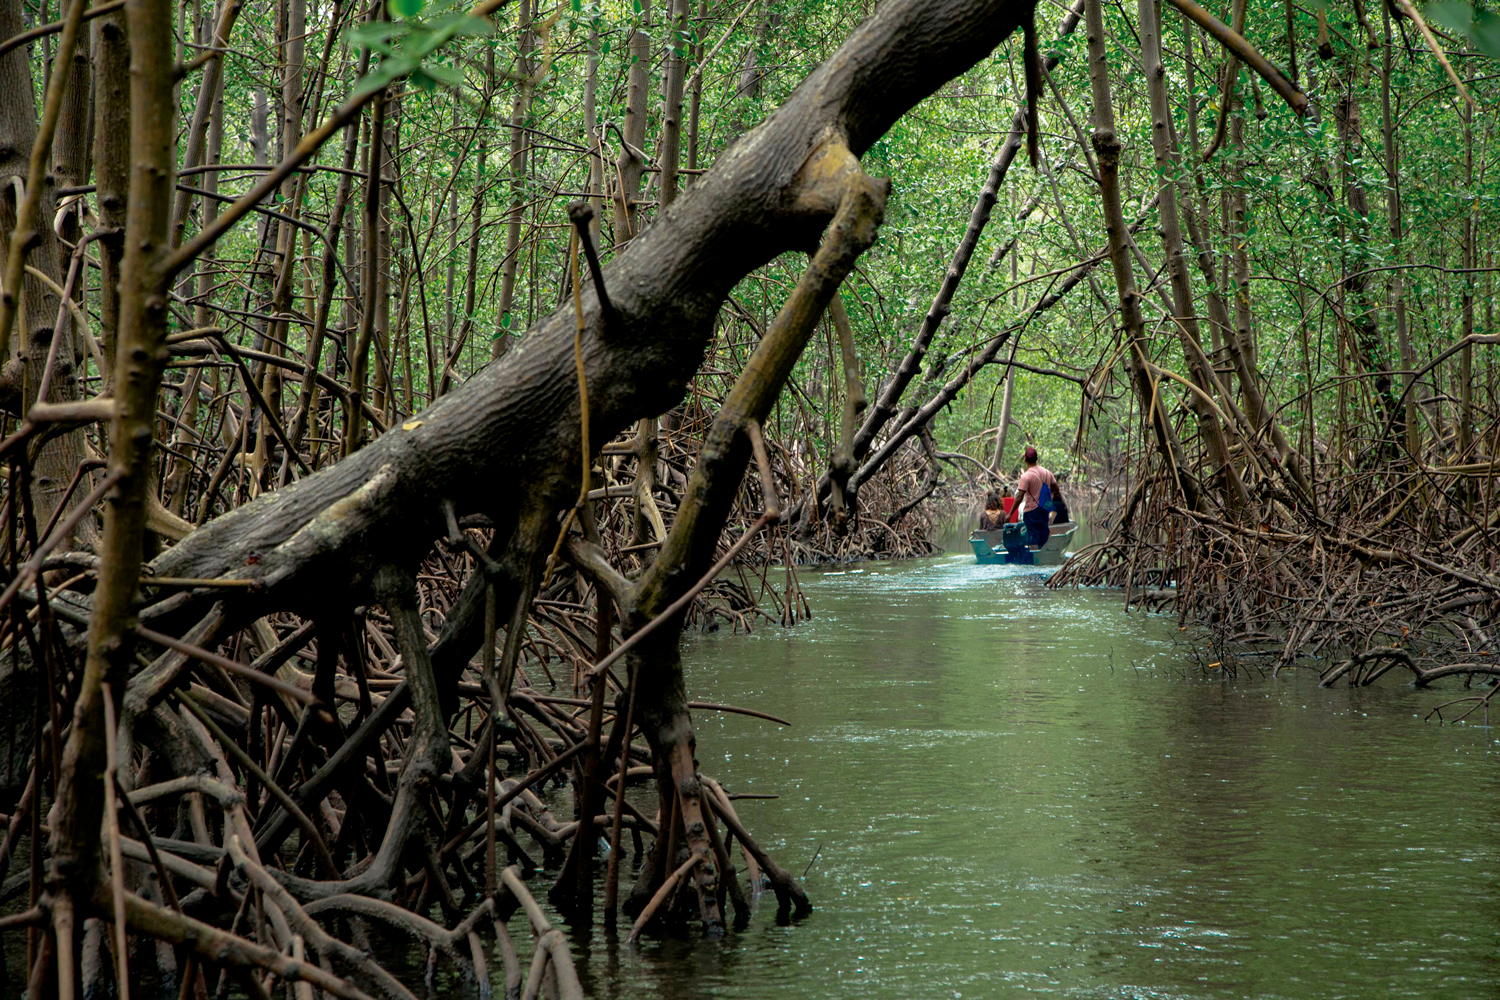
[1014,446,1059,550]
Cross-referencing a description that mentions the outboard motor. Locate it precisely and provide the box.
[1001,521,1036,565]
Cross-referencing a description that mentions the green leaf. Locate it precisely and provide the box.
[422,61,464,86]
[411,30,448,57]
[1471,8,1500,59]
[1424,0,1473,35]
[388,0,424,19]
[347,20,404,46]
[351,53,418,98]
[453,13,493,34]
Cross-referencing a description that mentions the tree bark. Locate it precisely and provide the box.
[1331,56,1399,430]
[1380,5,1416,457]
[625,0,666,547]
[1459,63,1475,466]
[0,0,95,546]
[149,0,1044,619]
[53,0,176,911]
[254,0,305,482]
[991,360,1016,472]
[659,0,690,206]
[492,0,534,358]
[1140,0,1247,513]
[52,0,92,271]
[1084,0,1201,511]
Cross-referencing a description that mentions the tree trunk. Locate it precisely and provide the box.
[1459,64,1475,466]
[687,0,706,173]
[373,94,398,420]
[255,0,305,483]
[991,360,1016,472]
[165,0,235,513]
[1139,0,1247,514]
[1331,58,1399,430]
[52,0,92,273]
[1380,5,1416,457]
[584,15,603,229]
[1084,0,1201,511]
[624,0,667,547]
[345,89,386,457]
[0,0,95,547]
[92,0,128,393]
[52,0,176,924]
[492,0,534,358]
[659,0,691,206]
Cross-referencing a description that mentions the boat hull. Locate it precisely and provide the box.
[969,522,1077,566]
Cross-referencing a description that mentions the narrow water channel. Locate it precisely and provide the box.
[568,554,1500,999]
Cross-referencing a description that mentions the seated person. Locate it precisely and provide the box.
[1050,481,1070,525]
[979,490,1007,531]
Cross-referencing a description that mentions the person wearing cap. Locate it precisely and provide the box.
[1014,446,1060,550]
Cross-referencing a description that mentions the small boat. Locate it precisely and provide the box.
[969,520,1079,566]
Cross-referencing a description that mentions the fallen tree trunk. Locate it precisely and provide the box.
[31,0,1045,975]
[148,0,1040,611]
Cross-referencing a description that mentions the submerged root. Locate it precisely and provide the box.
[0,519,819,996]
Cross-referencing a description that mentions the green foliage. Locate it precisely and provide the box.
[347,0,493,98]
[1424,0,1500,61]
[74,0,1500,491]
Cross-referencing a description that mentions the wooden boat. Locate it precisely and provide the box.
[969,520,1079,566]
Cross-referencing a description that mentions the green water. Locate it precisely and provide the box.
[570,553,1500,999]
